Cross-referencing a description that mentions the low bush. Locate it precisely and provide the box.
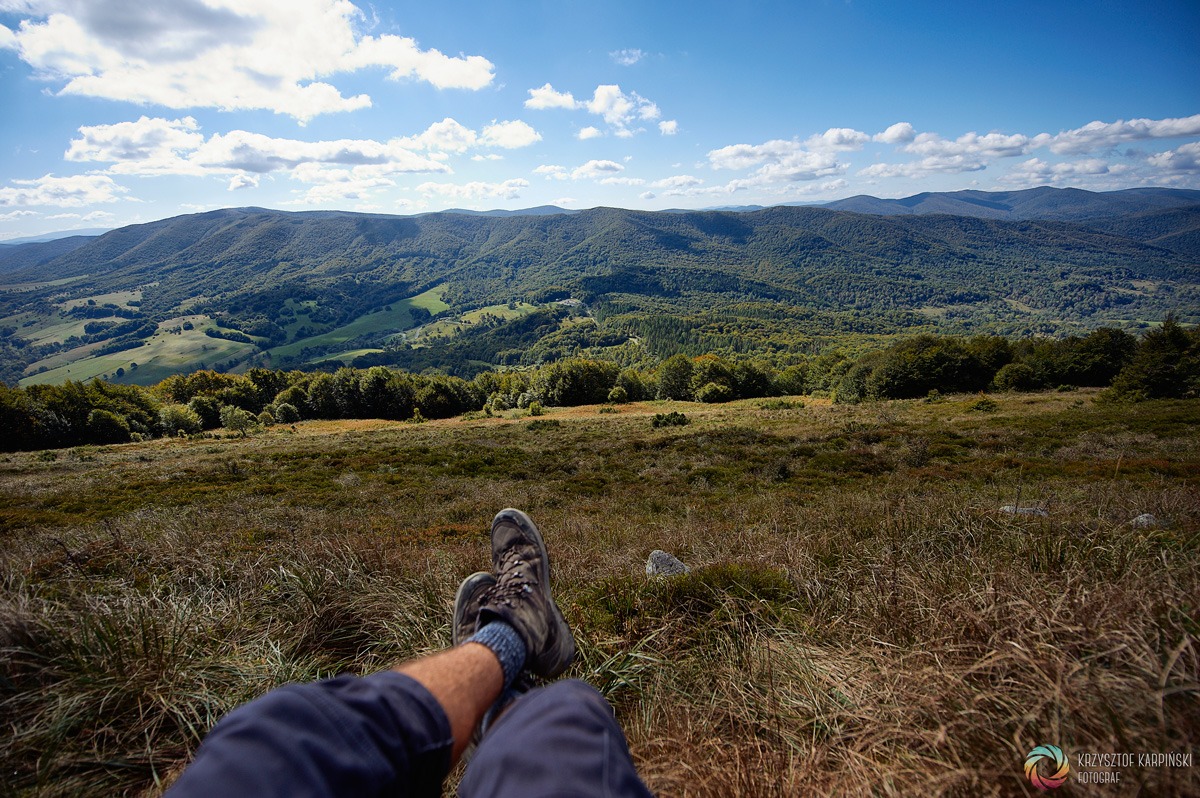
[652,411,689,428]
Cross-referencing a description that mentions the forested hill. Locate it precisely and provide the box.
[822,186,1200,224]
[1,199,1197,386]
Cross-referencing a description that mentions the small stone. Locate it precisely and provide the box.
[1130,513,1159,529]
[646,550,690,577]
[999,505,1048,517]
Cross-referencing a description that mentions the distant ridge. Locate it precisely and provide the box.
[820,186,1200,222]
[0,235,99,274]
[1,227,111,245]
[434,205,579,218]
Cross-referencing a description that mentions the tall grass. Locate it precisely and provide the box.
[1,392,1197,795]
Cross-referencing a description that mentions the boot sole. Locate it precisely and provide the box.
[453,571,497,646]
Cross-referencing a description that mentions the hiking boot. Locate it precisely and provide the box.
[478,508,576,678]
[453,571,497,646]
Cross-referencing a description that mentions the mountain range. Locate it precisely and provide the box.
[1,186,1196,387]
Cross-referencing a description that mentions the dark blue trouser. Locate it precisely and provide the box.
[167,672,651,798]
[459,679,653,798]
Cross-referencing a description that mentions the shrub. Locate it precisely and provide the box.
[257,411,276,427]
[968,395,998,412]
[695,381,734,404]
[656,354,694,400]
[86,409,130,444]
[528,401,545,417]
[158,404,203,437]
[652,411,689,428]
[187,395,222,429]
[866,335,992,399]
[689,355,736,397]
[607,385,629,404]
[219,405,256,437]
[1106,317,1200,400]
[773,363,808,395]
[615,369,647,401]
[274,402,301,424]
[758,398,803,410]
[993,362,1039,391]
[535,358,620,407]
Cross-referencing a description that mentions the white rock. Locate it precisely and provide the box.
[999,505,1048,517]
[1130,513,1159,529]
[646,550,690,577]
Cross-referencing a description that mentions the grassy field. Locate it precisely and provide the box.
[57,291,142,313]
[415,300,537,342]
[1,391,1197,796]
[19,315,255,387]
[268,286,450,362]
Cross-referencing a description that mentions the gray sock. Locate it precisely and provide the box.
[468,621,527,690]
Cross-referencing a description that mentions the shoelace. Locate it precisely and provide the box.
[483,553,538,608]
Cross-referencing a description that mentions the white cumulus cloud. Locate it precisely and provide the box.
[653,175,703,190]
[1050,114,1200,154]
[3,0,495,122]
[998,157,1133,188]
[659,120,678,136]
[65,115,207,175]
[902,130,1041,159]
[874,122,916,144]
[397,118,478,153]
[525,82,664,137]
[227,173,260,191]
[524,83,579,110]
[0,173,129,207]
[708,139,846,185]
[609,48,645,66]
[417,178,529,201]
[571,159,624,179]
[1147,141,1200,174]
[804,128,870,151]
[577,126,603,141]
[858,156,988,179]
[479,120,542,149]
[533,164,568,180]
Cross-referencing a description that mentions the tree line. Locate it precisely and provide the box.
[1,320,1196,452]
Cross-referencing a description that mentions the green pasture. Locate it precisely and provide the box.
[270,286,450,360]
[0,275,83,292]
[416,300,537,343]
[20,315,255,386]
[308,347,385,365]
[59,290,142,312]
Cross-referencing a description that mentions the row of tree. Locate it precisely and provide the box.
[1,321,1196,452]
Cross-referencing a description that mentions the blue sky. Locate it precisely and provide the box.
[1,0,1198,239]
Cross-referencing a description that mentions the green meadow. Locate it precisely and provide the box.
[268,286,450,362]
[1,391,1196,795]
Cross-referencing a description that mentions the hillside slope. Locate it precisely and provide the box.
[822,185,1200,222]
[1,201,1197,385]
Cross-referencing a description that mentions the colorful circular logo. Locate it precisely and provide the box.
[1025,744,1070,790]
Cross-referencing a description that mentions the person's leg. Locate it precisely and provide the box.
[166,666,459,798]
[458,679,653,798]
[168,594,515,797]
[395,642,503,763]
